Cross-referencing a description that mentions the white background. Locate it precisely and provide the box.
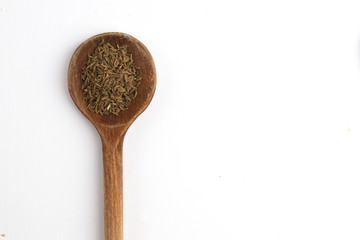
[1,0,360,239]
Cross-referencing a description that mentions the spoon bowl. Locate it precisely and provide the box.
[68,32,156,129]
[68,32,156,240]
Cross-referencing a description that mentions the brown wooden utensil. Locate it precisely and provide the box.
[68,32,156,240]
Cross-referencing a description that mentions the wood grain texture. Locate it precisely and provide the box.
[102,130,125,240]
[68,32,156,240]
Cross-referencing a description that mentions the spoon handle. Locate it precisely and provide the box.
[102,134,125,240]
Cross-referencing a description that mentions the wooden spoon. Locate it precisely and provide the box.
[68,32,156,240]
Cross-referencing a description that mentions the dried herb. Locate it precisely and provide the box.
[81,40,141,115]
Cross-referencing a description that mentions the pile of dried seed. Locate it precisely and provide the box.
[81,41,141,115]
